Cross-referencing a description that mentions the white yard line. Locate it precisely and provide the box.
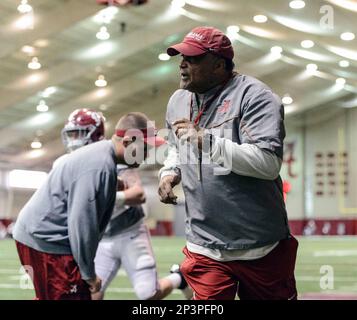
[0,284,182,295]
[313,250,357,257]
[0,269,18,274]
[296,276,357,281]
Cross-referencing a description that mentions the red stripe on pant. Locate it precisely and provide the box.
[15,241,91,300]
[180,237,298,300]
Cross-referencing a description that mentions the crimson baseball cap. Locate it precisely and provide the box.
[115,127,166,147]
[167,26,234,60]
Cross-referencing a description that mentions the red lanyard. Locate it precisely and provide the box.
[190,75,232,126]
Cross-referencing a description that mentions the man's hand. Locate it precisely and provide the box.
[158,175,180,205]
[123,184,146,206]
[172,118,205,150]
[86,276,102,294]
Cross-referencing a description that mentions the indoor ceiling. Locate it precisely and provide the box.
[0,0,356,171]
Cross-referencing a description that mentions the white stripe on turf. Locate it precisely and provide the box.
[0,284,182,294]
[313,250,357,257]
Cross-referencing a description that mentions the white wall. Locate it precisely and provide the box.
[282,107,357,220]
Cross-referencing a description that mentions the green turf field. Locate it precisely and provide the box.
[1,236,357,300]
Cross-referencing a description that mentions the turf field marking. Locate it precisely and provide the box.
[0,269,18,274]
[296,276,357,281]
[313,250,357,257]
[0,284,182,295]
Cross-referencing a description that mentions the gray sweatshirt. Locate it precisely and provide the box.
[13,140,118,280]
[160,73,290,250]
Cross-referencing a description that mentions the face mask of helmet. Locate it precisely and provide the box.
[61,125,97,152]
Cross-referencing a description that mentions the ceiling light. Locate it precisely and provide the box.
[31,138,42,149]
[95,75,107,87]
[94,6,119,24]
[78,42,116,60]
[326,45,357,61]
[36,100,48,112]
[270,46,283,54]
[21,45,35,54]
[158,53,170,61]
[26,113,53,128]
[289,0,305,9]
[42,86,57,98]
[17,0,33,13]
[95,88,108,98]
[26,73,43,84]
[282,95,293,105]
[253,15,268,23]
[96,26,110,40]
[306,63,318,73]
[28,57,41,70]
[226,25,240,41]
[340,32,355,41]
[336,78,346,86]
[227,25,240,34]
[34,39,49,47]
[327,0,357,12]
[301,40,314,48]
[171,0,186,9]
[339,60,350,68]
[14,13,34,30]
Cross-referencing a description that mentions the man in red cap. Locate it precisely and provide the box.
[158,27,298,300]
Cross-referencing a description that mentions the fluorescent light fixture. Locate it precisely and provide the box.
[9,169,47,189]
[226,25,240,41]
[340,32,355,41]
[282,95,293,105]
[241,25,279,39]
[339,60,350,68]
[28,57,41,70]
[95,88,108,98]
[42,86,57,98]
[336,78,346,86]
[79,42,116,60]
[306,63,318,73]
[253,15,268,23]
[227,25,240,34]
[289,0,305,9]
[96,26,110,40]
[100,6,119,16]
[326,45,357,61]
[34,39,49,47]
[158,53,170,61]
[95,75,107,87]
[36,100,49,112]
[27,112,53,127]
[272,15,329,35]
[171,0,186,9]
[26,73,43,84]
[21,45,35,54]
[326,0,357,12]
[31,139,42,149]
[17,0,33,13]
[94,6,119,24]
[301,40,314,48]
[14,13,34,30]
[26,149,45,159]
[271,46,283,54]
[291,49,334,62]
